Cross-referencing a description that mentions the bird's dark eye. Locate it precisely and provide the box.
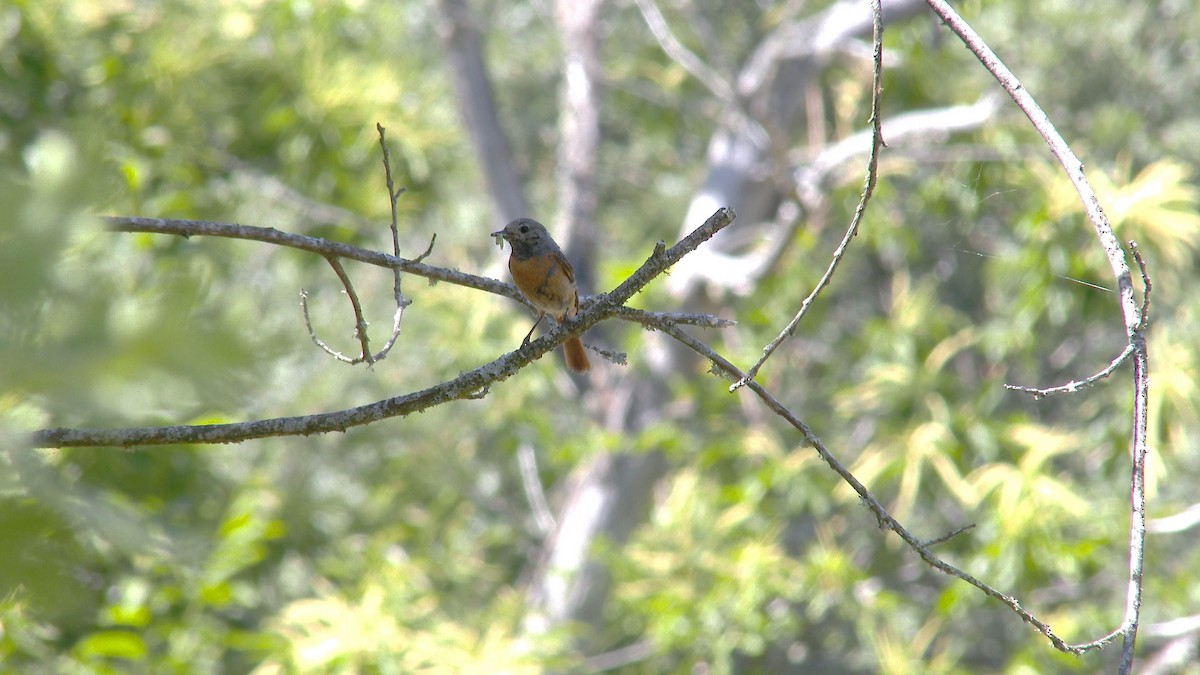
[519,224,529,233]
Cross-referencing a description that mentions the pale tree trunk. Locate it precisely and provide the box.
[435,0,530,224]
[554,0,602,292]
[669,0,930,300]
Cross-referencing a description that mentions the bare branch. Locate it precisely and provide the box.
[657,318,1083,652]
[923,523,976,548]
[732,0,886,391]
[925,1,1150,667]
[373,123,411,362]
[372,304,408,362]
[32,208,735,448]
[105,215,517,296]
[923,1,1140,335]
[609,305,736,329]
[583,342,627,367]
[290,126,417,368]
[375,123,408,260]
[1004,344,1134,399]
[327,256,374,363]
[413,233,437,264]
[1130,240,1151,329]
[106,216,728,333]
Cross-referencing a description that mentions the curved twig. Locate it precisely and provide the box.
[732,0,886,391]
[300,288,357,363]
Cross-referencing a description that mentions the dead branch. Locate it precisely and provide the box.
[30,208,735,448]
[925,0,1150,668]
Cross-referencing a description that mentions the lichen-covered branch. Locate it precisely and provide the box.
[31,208,735,448]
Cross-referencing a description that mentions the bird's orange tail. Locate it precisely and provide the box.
[563,336,590,373]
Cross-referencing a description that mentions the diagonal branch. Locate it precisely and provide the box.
[327,255,375,362]
[923,1,1139,334]
[1004,344,1135,399]
[30,208,735,448]
[657,321,1082,655]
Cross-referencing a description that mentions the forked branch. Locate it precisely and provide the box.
[30,209,735,448]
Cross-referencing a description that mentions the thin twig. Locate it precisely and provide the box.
[609,305,736,329]
[326,256,374,363]
[583,343,627,367]
[300,255,377,365]
[375,123,411,361]
[1130,240,1151,329]
[293,126,415,367]
[732,0,887,392]
[106,216,519,296]
[1004,344,1134,399]
[923,523,976,548]
[300,289,357,363]
[413,233,437,263]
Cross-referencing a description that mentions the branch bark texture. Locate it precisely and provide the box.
[31,209,735,448]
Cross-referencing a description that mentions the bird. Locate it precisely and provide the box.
[491,218,590,373]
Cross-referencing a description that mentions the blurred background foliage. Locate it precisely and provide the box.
[2,0,1198,673]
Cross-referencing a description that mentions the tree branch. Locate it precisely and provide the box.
[925,1,1150,668]
[657,320,1083,655]
[107,215,515,296]
[30,208,735,448]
